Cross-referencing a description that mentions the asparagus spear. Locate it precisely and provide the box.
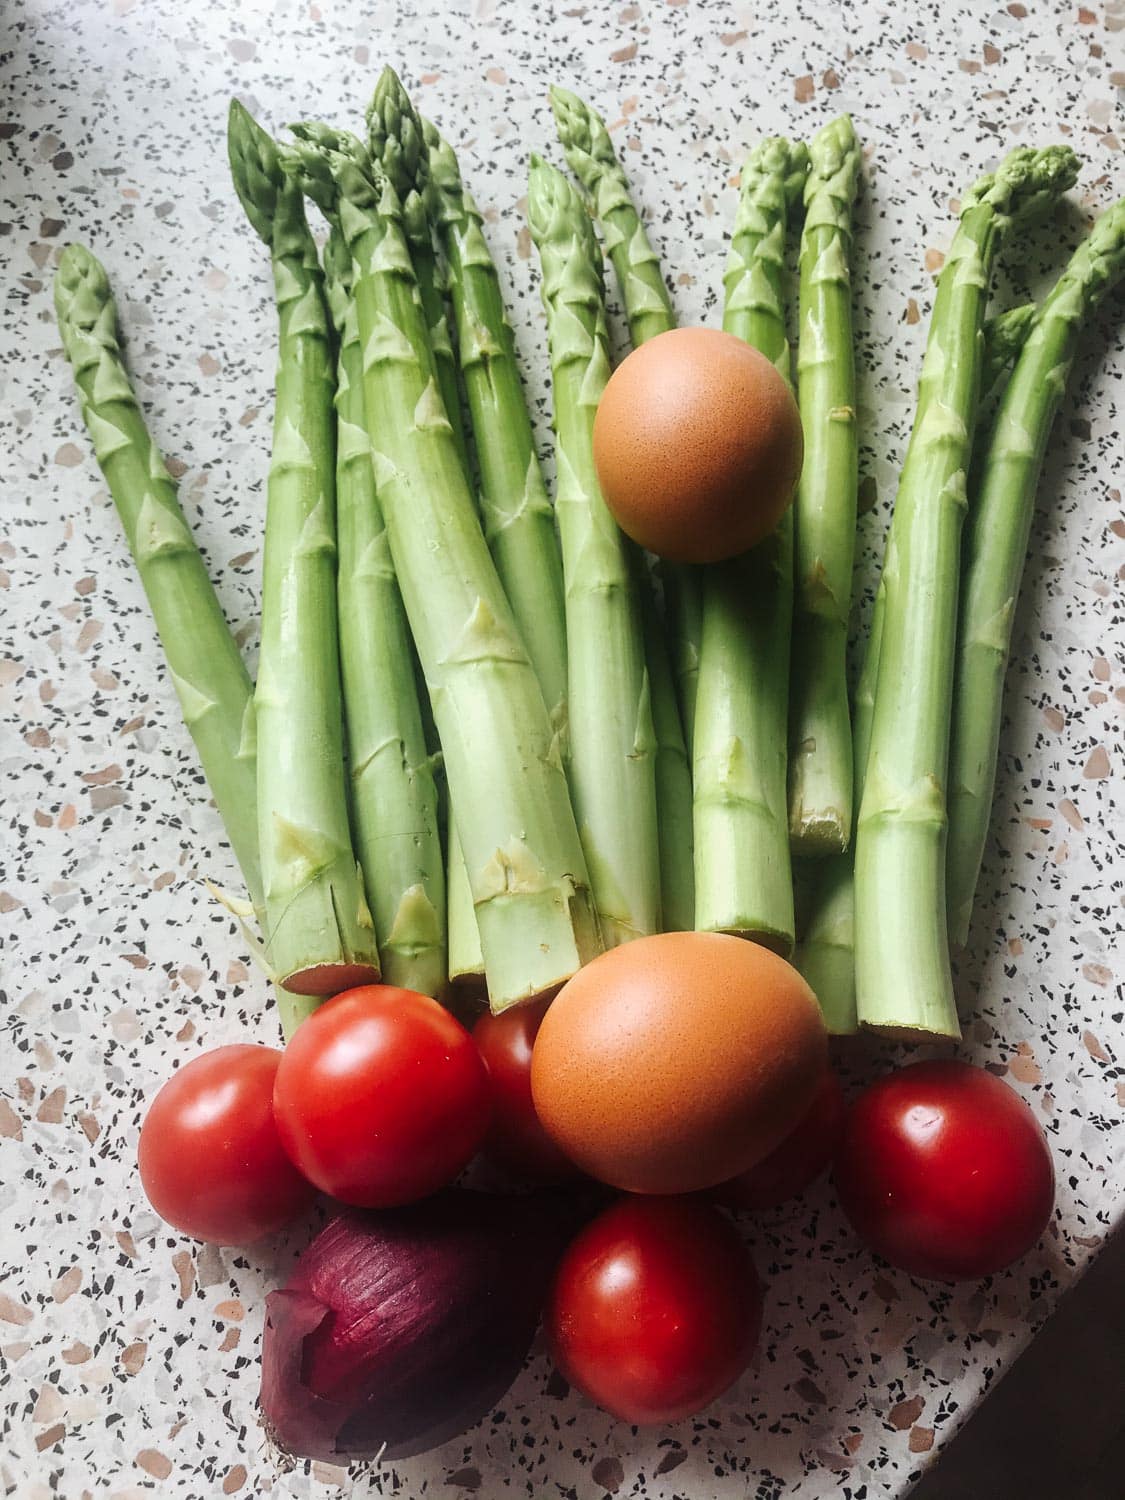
[640,568,695,930]
[549,85,675,345]
[54,242,319,1039]
[322,228,447,998]
[694,137,806,956]
[367,67,472,486]
[528,153,661,947]
[947,197,1125,945]
[854,144,1079,1038]
[286,129,602,1009]
[424,120,568,731]
[228,101,379,997]
[788,116,862,855]
[548,85,696,921]
[366,74,485,995]
[795,298,1035,1030]
[981,301,1038,401]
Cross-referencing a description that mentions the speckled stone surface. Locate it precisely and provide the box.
[2,0,1123,1495]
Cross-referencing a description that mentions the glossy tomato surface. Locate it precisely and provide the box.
[473,998,579,1182]
[716,1067,845,1211]
[833,1059,1055,1281]
[273,986,492,1208]
[546,1196,761,1424]
[138,1045,314,1246]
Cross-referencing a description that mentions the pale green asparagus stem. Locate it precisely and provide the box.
[795,294,1031,1028]
[795,282,1029,1027]
[549,85,675,345]
[793,588,881,1035]
[228,101,379,997]
[366,74,484,992]
[794,292,1029,1029]
[664,565,702,748]
[287,130,602,1009]
[367,67,472,487]
[693,138,807,956]
[549,84,699,825]
[788,116,862,855]
[641,569,695,930]
[981,301,1038,402]
[424,120,569,729]
[855,144,1079,1038]
[425,119,572,987]
[528,154,661,946]
[292,114,483,996]
[322,229,447,997]
[54,244,262,909]
[55,243,320,1039]
[947,198,1125,945]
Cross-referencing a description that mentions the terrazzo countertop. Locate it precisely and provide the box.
[2,0,1123,1495]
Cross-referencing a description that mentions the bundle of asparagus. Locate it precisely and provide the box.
[55,67,1122,1047]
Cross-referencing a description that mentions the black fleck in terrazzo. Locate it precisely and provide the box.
[1,0,1123,1494]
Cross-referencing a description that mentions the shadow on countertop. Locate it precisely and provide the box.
[911,1227,1125,1500]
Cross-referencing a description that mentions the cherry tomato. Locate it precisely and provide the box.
[473,998,579,1182]
[546,1196,761,1424]
[272,986,492,1208]
[833,1059,1055,1282]
[716,1067,845,1211]
[138,1045,314,1246]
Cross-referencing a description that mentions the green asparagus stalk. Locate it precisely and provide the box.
[528,153,660,946]
[367,67,472,486]
[424,120,569,730]
[55,244,262,908]
[641,568,695,930]
[795,296,1036,1030]
[788,116,862,855]
[548,86,696,921]
[228,101,379,997]
[947,197,1125,945]
[54,242,320,1039]
[286,129,602,1009]
[981,301,1038,401]
[322,228,447,997]
[797,247,1043,1031]
[854,144,1079,1038]
[366,74,484,994]
[693,137,807,955]
[424,117,574,988]
[549,85,675,345]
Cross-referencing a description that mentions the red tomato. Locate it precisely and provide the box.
[716,1067,845,1211]
[546,1196,761,1424]
[833,1059,1055,1282]
[138,1045,314,1246]
[272,985,491,1208]
[473,998,580,1182]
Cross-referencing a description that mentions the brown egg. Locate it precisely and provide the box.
[592,326,803,563]
[530,931,827,1194]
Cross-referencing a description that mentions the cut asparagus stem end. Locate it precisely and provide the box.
[279,960,382,997]
[790,814,850,858]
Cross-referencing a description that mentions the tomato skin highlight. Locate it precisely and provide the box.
[473,998,580,1183]
[546,1196,761,1425]
[715,1067,845,1211]
[832,1059,1055,1282]
[272,986,492,1209]
[138,1045,314,1247]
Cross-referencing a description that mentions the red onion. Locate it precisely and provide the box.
[259,1189,582,1462]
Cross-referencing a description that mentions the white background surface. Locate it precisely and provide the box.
[2,1,1123,1495]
